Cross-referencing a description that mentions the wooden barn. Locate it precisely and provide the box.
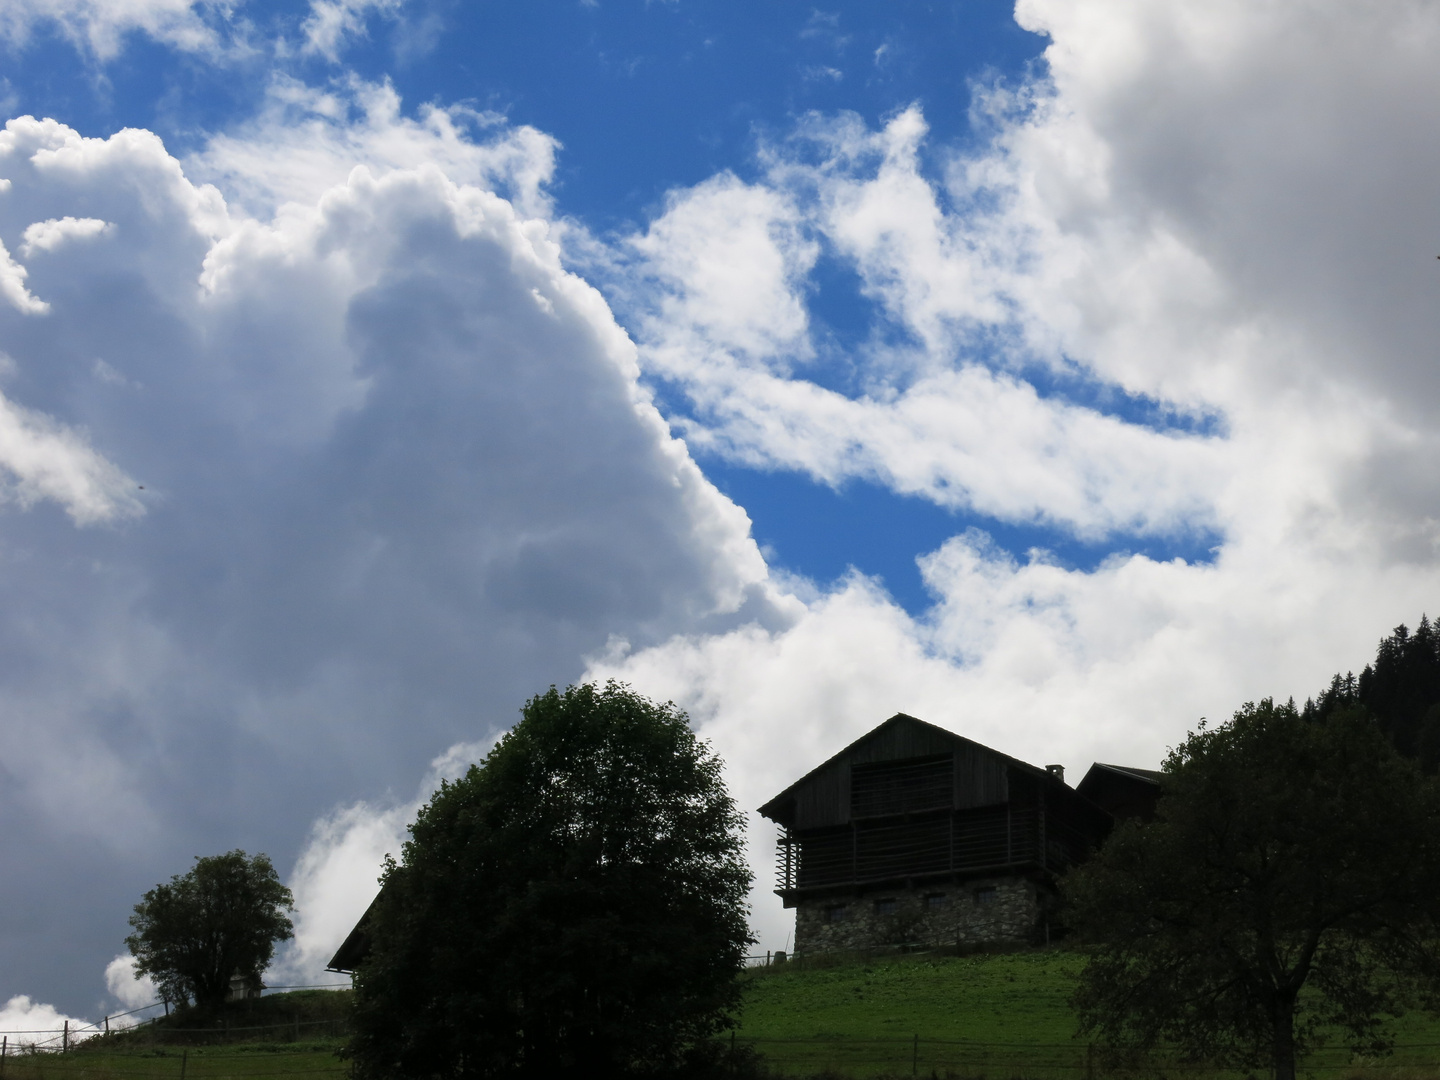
[758,713,1117,953]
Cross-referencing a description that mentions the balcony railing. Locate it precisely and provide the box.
[774,805,1088,894]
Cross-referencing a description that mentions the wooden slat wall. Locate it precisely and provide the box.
[954,743,1008,808]
[793,762,850,829]
[787,717,1016,828]
[847,718,958,764]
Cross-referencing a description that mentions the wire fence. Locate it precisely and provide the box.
[9,1031,1440,1079]
[744,952,790,968]
[728,1034,1440,1077]
[0,984,354,1053]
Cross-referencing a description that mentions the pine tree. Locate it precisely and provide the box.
[1307,616,1440,772]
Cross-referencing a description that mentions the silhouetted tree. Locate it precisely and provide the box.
[126,850,294,1012]
[1067,700,1440,1080]
[345,681,752,1080]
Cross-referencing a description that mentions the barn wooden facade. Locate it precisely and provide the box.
[758,714,1114,953]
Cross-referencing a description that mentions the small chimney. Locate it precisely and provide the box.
[1045,763,1065,783]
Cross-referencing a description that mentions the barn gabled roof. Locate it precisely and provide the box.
[326,893,380,974]
[1084,762,1164,785]
[756,712,1061,824]
[1076,761,1164,821]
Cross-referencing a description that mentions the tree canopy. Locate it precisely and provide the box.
[126,850,294,1013]
[1303,615,1440,770]
[1066,700,1440,1080]
[345,681,753,1080]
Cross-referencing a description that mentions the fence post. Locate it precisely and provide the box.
[63,1020,68,1053]
[2,1034,8,1079]
[181,1049,188,1080]
[1086,1041,1094,1080]
[912,1033,918,1075]
[104,1015,109,1034]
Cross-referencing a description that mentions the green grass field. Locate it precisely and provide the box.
[733,948,1440,1078]
[0,1043,345,1080]
[734,949,1089,1077]
[12,955,1440,1079]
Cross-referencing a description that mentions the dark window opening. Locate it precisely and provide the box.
[924,893,948,909]
[874,898,898,916]
[824,904,848,923]
[975,886,997,905]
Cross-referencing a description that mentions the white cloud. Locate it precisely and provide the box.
[622,125,1227,539]
[0,0,221,60]
[103,956,158,1014]
[586,0,1440,955]
[190,75,559,220]
[274,738,493,985]
[300,0,405,62]
[0,386,143,523]
[0,237,46,313]
[0,995,98,1047]
[21,216,113,257]
[0,96,788,1010]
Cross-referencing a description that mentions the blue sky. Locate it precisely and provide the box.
[3,0,1440,1028]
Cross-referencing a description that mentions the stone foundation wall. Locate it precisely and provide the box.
[793,877,1042,954]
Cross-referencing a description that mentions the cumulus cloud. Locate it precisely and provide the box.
[190,75,559,220]
[103,956,158,1014]
[0,238,46,313]
[620,110,1228,540]
[578,0,1440,953]
[12,0,1440,1014]
[274,738,494,985]
[21,216,112,257]
[0,995,99,1048]
[0,386,143,522]
[0,99,783,1010]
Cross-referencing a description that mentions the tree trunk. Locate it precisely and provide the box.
[1272,994,1298,1080]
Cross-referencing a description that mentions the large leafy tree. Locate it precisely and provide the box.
[126,850,295,1012]
[1066,700,1440,1080]
[345,681,753,1080]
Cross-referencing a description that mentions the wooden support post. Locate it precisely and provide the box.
[63,1020,68,1053]
[912,1033,919,1075]
[181,1049,188,1080]
[3,1034,8,1079]
[104,1015,109,1034]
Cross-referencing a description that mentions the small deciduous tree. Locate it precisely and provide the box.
[1066,701,1440,1080]
[345,681,753,1080]
[126,850,295,1012]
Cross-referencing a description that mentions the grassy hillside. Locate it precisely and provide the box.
[13,956,1440,1078]
[0,992,352,1080]
[733,947,1440,1078]
[738,948,1079,1044]
[733,949,1083,1077]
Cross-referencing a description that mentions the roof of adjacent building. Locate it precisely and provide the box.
[1075,761,1165,820]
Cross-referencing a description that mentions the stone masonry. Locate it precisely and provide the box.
[793,875,1043,954]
